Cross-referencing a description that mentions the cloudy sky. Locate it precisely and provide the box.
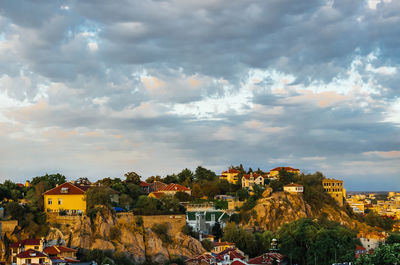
[0,0,399,190]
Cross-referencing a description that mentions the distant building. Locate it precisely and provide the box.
[10,239,45,264]
[186,210,229,234]
[44,182,88,215]
[283,183,303,193]
[241,173,267,188]
[16,249,50,265]
[140,181,151,194]
[212,242,236,253]
[44,245,79,262]
[220,169,241,184]
[358,231,387,252]
[268,167,300,179]
[149,181,168,192]
[355,245,367,259]
[322,178,345,206]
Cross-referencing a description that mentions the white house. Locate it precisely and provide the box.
[283,183,304,193]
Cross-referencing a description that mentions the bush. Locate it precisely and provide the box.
[152,223,172,244]
[201,239,214,251]
[109,227,121,241]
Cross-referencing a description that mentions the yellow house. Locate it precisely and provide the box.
[269,167,300,178]
[43,182,87,215]
[220,169,241,184]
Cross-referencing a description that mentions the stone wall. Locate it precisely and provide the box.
[0,220,18,234]
[141,215,186,234]
[47,213,81,226]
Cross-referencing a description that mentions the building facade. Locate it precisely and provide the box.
[43,182,87,214]
[220,169,241,184]
[322,178,345,206]
[283,183,304,193]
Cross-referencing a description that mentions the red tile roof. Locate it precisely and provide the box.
[231,260,248,265]
[17,183,25,188]
[158,183,190,192]
[17,249,47,258]
[242,173,261,179]
[270,167,299,172]
[216,248,245,260]
[10,239,41,248]
[43,182,85,195]
[248,253,286,265]
[356,245,366,251]
[44,245,78,255]
[140,181,151,187]
[222,169,241,174]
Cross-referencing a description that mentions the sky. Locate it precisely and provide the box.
[0,0,399,191]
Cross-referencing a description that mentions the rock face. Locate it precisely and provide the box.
[251,192,353,231]
[46,208,205,264]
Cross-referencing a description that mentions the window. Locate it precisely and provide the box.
[35,246,39,250]
[26,259,31,264]
[60,187,69,193]
[48,198,52,205]
[211,214,215,222]
[58,198,62,205]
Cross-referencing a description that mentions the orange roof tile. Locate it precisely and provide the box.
[158,183,190,192]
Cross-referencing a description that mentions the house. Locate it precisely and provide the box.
[322,178,345,206]
[157,183,191,196]
[44,245,79,262]
[220,169,241,184]
[149,181,168,192]
[43,182,87,215]
[16,249,51,265]
[10,238,45,264]
[186,210,229,234]
[241,173,266,188]
[355,245,367,258]
[268,167,300,179]
[283,183,303,193]
[358,231,387,252]
[140,181,151,194]
[212,242,236,253]
[248,253,287,265]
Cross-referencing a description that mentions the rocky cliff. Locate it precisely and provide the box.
[250,191,354,231]
[46,208,204,264]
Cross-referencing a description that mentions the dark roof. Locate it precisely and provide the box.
[43,182,85,195]
[10,239,41,248]
[17,249,47,258]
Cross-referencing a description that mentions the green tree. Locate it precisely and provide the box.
[387,233,400,244]
[124,172,142,185]
[85,187,113,210]
[201,239,214,251]
[177,168,194,185]
[355,243,400,265]
[134,196,159,215]
[194,166,216,181]
[174,191,191,202]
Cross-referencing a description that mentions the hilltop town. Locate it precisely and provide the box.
[0,166,399,265]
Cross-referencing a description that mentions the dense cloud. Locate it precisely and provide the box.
[0,0,399,190]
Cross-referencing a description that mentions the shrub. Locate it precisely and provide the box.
[109,227,121,241]
[152,223,172,244]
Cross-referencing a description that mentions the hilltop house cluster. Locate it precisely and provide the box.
[9,238,78,265]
